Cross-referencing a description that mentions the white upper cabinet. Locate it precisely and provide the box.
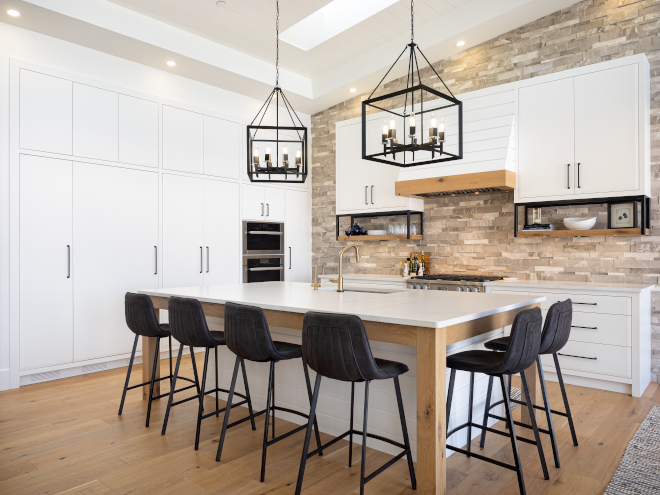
[516,56,649,202]
[203,180,240,285]
[73,83,119,162]
[517,78,575,200]
[19,70,72,155]
[162,105,204,174]
[19,155,73,371]
[574,64,639,195]
[264,187,285,222]
[119,95,159,168]
[204,116,241,179]
[72,163,159,362]
[242,184,285,221]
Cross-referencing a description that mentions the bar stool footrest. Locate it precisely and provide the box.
[447,444,518,472]
[449,421,539,447]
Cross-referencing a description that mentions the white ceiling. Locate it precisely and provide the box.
[5,0,583,114]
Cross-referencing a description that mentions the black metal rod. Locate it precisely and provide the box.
[520,370,549,480]
[394,376,416,489]
[216,356,241,462]
[241,358,257,430]
[479,375,494,449]
[118,335,139,416]
[145,337,160,427]
[554,352,579,446]
[295,373,322,495]
[446,444,518,472]
[360,381,370,495]
[260,362,274,482]
[367,45,410,100]
[161,345,184,435]
[537,356,560,468]
[194,348,210,450]
[501,374,526,495]
[302,361,323,456]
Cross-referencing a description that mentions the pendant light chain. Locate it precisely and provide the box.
[410,0,414,43]
[276,0,279,86]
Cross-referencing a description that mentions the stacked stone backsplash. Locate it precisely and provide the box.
[311,0,660,381]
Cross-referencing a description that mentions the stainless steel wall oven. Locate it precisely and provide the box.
[242,221,284,256]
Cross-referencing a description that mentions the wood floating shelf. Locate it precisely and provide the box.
[337,234,423,241]
[518,228,649,238]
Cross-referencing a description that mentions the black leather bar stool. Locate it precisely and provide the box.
[162,296,257,449]
[296,312,416,495]
[216,302,323,482]
[446,307,548,495]
[119,293,200,427]
[480,299,577,468]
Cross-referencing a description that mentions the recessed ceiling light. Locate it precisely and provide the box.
[167,61,176,67]
[456,40,465,47]
[6,9,20,17]
[349,88,356,93]
[216,0,226,6]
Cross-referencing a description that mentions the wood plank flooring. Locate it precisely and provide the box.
[1,354,658,494]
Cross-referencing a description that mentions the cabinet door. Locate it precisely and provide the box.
[19,70,72,155]
[162,105,204,174]
[73,83,119,161]
[204,116,241,179]
[242,184,265,220]
[119,94,159,168]
[203,180,240,285]
[518,78,575,199]
[370,161,405,210]
[336,123,371,213]
[286,189,311,282]
[162,174,205,288]
[264,187,285,222]
[574,64,639,195]
[20,155,73,370]
[73,163,159,361]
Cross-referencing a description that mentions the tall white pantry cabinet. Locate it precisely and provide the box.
[9,61,312,388]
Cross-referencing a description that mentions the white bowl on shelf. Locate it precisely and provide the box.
[563,217,597,230]
[367,230,388,236]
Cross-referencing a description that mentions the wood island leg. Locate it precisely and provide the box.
[520,361,540,425]
[416,327,447,495]
[142,311,161,400]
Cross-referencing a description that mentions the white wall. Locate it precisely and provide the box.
[0,21,312,391]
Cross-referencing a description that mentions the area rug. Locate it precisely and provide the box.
[605,404,660,494]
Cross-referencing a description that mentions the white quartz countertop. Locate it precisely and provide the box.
[484,279,655,293]
[319,274,412,283]
[139,282,544,329]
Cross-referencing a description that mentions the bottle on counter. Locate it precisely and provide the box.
[403,259,410,277]
[420,251,425,276]
[413,252,418,274]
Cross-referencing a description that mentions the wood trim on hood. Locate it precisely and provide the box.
[395,170,516,198]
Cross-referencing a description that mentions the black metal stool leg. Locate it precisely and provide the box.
[168,335,173,385]
[505,373,512,430]
[394,377,416,490]
[359,381,370,495]
[500,375,526,495]
[216,356,240,462]
[161,345,184,435]
[145,337,161,427]
[349,381,355,467]
[215,346,219,417]
[479,375,494,449]
[446,368,456,430]
[260,361,275,482]
[190,346,201,395]
[302,361,323,456]
[295,373,322,495]
[240,358,257,430]
[271,364,276,440]
[554,353,578,446]
[537,356,560,468]
[466,371,474,457]
[520,370,549,480]
[118,335,139,416]
[194,348,210,450]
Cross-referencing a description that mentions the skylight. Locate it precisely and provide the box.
[280,0,399,51]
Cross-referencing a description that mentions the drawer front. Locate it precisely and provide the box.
[531,291,631,315]
[568,312,631,347]
[541,341,631,379]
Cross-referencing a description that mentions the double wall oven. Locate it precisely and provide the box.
[242,221,284,283]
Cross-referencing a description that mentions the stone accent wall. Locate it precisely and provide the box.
[311,0,660,382]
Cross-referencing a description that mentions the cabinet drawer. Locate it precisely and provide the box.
[568,312,631,347]
[541,341,631,379]
[531,292,631,315]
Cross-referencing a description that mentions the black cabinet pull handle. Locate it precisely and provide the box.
[154,246,158,275]
[577,163,581,188]
[567,164,571,189]
[67,245,71,278]
[558,352,597,360]
[571,325,597,330]
[574,302,597,306]
[200,247,203,273]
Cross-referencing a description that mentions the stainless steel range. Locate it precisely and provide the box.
[408,274,504,292]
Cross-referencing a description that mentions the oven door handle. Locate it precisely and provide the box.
[248,267,284,271]
[247,231,283,235]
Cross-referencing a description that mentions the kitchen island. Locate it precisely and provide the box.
[138,282,544,495]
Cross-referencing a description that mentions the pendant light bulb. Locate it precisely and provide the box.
[409,112,416,137]
[295,146,302,165]
[382,120,388,143]
[431,114,437,129]
[388,117,396,140]
[253,147,260,165]
[439,118,445,132]
[265,145,272,162]
[282,145,288,165]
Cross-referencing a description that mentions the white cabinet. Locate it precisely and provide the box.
[286,189,311,282]
[19,70,72,155]
[73,83,119,162]
[72,163,159,361]
[119,95,159,168]
[162,174,205,288]
[19,155,73,370]
[203,180,241,285]
[518,78,575,199]
[516,57,649,202]
[336,121,421,214]
[204,116,241,179]
[242,184,285,221]
[162,105,204,174]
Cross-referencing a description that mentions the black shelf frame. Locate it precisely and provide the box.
[336,210,423,241]
[514,195,651,237]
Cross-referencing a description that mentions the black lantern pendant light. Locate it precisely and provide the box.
[362,0,462,167]
[247,0,307,183]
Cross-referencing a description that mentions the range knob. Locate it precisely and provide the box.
[457,287,463,292]
[465,287,471,292]
[409,284,416,289]
[416,284,423,290]
[474,287,481,293]
[424,284,431,290]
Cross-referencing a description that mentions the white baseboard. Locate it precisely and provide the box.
[542,371,632,395]
[0,368,10,391]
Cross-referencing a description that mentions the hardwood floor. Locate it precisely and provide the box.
[1,355,657,494]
